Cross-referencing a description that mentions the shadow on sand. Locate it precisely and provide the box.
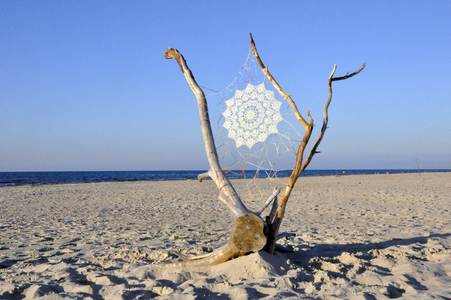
[286,232,450,265]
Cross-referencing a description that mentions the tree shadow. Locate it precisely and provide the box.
[287,232,450,266]
[193,287,231,299]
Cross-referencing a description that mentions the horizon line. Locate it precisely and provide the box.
[1,168,451,173]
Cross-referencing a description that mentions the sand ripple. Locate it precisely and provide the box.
[0,173,450,299]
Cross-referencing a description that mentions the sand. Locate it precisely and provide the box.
[0,172,450,299]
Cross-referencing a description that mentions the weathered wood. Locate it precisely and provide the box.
[250,33,365,253]
[250,33,310,130]
[164,214,266,268]
[163,37,365,264]
[197,171,210,182]
[256,187,280,215]
[165,48,249,217]
[301,64,366,172]
[250,34,314,252]
[268,194,278,224]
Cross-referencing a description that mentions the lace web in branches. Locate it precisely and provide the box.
[203,48,303,205]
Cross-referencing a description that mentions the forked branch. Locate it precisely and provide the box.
[301,64,366,172]
[249,33,365,252]
[164,48,249,217]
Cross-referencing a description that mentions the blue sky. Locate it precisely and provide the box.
[0,1,450,171]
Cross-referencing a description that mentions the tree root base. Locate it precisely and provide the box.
[164,214,266,268]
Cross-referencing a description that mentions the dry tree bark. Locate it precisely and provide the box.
[164,48,266,267]
[164,48,248,218]
[163,34,365,267]
[249,33,365,252]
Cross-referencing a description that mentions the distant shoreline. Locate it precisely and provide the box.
[1,169,450,187]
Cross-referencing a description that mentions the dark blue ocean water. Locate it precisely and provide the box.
[0,169,450,187]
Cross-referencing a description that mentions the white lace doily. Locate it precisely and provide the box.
[222,83,282,148]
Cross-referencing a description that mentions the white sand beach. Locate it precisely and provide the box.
[0,172,450,299]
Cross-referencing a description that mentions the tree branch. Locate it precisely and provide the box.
[249,33,310,130]
[331,64,366,81]
[250,33,317,252]
[164,48,249,217]
[268,195,278,224]
[301,64,366,172]
[256,187,280,215]
[197,171,210,182]
[268,121,313,249]
[250,33,366,253]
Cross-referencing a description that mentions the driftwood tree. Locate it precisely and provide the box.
[164,33,365,267]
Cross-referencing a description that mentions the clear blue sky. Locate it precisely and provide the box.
[1,1,450,171]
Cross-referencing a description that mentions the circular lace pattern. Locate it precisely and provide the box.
[223,83,282,148]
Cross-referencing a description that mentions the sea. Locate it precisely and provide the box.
[0,169,450,187]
